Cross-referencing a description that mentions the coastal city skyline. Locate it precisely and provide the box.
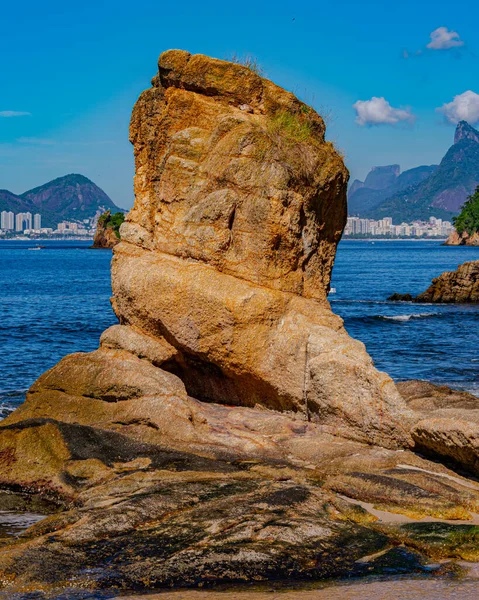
[344,215,455,238]
[0,209,94,237]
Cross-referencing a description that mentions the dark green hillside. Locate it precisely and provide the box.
[453,187,479,235]
[364,127,479,222]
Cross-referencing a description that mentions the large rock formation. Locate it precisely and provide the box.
[110,49,412,446]
[2,51,479,596]
[389,261,479,303]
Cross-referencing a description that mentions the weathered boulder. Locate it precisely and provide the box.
[399,381,479,478]
[412,418,479,477]
[416,261,479,303]
[107,49,414,446]
[91,211,125,249]
[398,380,479,412]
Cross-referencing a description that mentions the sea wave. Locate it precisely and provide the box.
[0,389,26,421]
[0,403,16,421]
[376,313,438,322]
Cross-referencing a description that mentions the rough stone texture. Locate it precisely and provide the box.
[92,222,120,249]
[100,324,178,366]
[389,261,479,303]
[412,418,479,477]
[398,381,479,478]
[1,409,479,596]
[444,229,479,246]
[108,49,414,445]
[398,380,479,412]
[415,261,479,303]
[124,50,344,300]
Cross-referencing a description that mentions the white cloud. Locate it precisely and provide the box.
[437,91,479,125]
[0,111,31,117]
[353,97,415,127]
[17,137,55,145]
[427,27,464,50]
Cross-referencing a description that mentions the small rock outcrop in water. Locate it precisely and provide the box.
[444,186,479,246]
[2,51,479,595]
[389,261,479,303]
[91,210,125,248]
[444,229,479,246]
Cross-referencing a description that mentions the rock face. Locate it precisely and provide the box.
[92,222,120,248]
[109,49,412,446]
[389,261,479,303]
[444,229,479,246]
[455,120,479,145]
[416,261,479,303]
[2,51,479,596]
[92,211,125,249]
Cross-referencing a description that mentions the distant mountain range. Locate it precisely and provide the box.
[0,174,123,228]
[349,121,479,222]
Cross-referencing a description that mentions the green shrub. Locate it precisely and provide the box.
[453,187,479,235]
[98,210,125,238]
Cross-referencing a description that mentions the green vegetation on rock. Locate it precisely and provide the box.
[98,210,125,238]
[453,186,479,235]
[267,109,314,144]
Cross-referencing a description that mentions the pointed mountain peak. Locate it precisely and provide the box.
[454,121,479,145]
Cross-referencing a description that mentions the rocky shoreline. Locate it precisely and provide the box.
[389,260,479,303]
[1,51,479,598]
[444,229,479,246]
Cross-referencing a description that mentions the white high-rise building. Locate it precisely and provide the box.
[15,213,24,232]
[24,212,32,230]
[34,213,41,230]
[1,211,14,230]
[15,212,33,232]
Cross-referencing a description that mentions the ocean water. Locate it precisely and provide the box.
[330,240,479,394]
[0,240,116,419]
[0,239,478,420]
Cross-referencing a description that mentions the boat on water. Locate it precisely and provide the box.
[28,245,46,251]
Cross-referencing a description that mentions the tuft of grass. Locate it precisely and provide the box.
[229,53,264,76]
[267,110,314,145]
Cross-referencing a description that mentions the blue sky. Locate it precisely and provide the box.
[1,0,478,208]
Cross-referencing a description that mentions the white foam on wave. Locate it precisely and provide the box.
[0,402,16,421]
[379,313,437,322]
